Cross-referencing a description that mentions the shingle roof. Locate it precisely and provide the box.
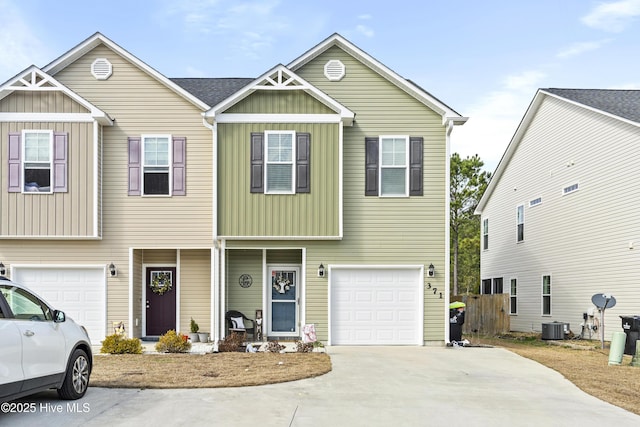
[543,88,640,124]
[170,78,254,107]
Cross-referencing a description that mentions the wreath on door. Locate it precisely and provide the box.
[272,274,292,294]
[150,272,172,295]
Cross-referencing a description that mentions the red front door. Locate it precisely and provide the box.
[145,267,176,336]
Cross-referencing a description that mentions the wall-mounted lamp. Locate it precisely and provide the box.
[318,263,325,278]
[0,262,5,276]
[428,263,435,277]
[108,262,117,277]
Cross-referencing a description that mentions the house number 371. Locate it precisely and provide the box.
[427,283,442,299]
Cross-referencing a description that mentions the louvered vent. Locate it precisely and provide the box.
[91,58,112,80]
[324,59,345,81]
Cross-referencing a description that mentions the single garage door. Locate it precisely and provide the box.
[330,267,422,345]
[13,267,106,344]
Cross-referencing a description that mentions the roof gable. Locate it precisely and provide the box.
[42,32,209,111]
[0,65,113,125]
[288,33,467,126]
[475,88,640,214]
[204,64,354,125]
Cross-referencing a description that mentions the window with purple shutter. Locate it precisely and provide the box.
[7,131,67,193]
[53,132,68,192]
[8,132,21,192]
[128,137,141,196]
[128,135,186,196]
[172,137,186,196]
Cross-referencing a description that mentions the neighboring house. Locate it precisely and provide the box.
[475,89,640,340]
[0,33,467,345]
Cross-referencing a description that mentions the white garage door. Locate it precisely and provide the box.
[330,267,422,345]
[13,267,106,344]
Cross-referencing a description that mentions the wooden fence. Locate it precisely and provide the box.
[452,294,510,336]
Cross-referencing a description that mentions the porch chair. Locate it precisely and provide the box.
[225,310,255,340]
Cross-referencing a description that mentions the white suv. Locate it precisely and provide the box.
[0,276,93,402]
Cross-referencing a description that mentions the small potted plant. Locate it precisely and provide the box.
[189,317,200,342]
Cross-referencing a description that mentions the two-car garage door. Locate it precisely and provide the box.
[12,267,106,344]
[330,267,422,345]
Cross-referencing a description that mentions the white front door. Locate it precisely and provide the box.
[268,266,299,337]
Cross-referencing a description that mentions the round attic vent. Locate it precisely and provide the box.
[91,58,112,80]
[324,59,345,81]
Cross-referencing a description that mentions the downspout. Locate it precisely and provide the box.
[444,119,454,344]
[202,116,220,344]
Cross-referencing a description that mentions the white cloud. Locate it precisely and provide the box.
[582,0,640,32]
[452,70,546,171]
[556,39,612,58]
[0,1,48,82]
[356,25,374,37]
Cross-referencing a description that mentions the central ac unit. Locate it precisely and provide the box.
[542,322,565,340]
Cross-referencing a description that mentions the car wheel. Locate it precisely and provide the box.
[57,349,91,400]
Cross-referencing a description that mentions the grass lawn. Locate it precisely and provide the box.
[90,352,331,389]
[472,333,640,416]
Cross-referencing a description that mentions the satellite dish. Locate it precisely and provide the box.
[592,293,616,309]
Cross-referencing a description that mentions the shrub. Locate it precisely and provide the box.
[264,341,286,353]
[190,317,199,333]
[155,330,192,353]
[295,341,314,353]
[100,334,143,354]
[218,332,244,352]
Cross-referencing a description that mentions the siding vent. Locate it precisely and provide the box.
[324,60,345,81]
[91,58,113,80]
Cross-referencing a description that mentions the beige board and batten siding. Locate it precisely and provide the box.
[0,119,96,237]
[480,95,640,338]
[218,121,340,237]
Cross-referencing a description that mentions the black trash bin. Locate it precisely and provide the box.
[449,305,465,343]
[620,315,640,355]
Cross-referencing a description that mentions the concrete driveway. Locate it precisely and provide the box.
[2,346,639,426]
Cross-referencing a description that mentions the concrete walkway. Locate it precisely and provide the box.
[2,346,638,426]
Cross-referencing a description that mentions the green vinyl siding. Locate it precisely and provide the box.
[226,250,263,323]
[225,90,335,114]
[296,46,447,342]
[218,122,340,237]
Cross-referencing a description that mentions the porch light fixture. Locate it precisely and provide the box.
[318,263,325,278]
[108,262,117,277]
[428,263,435,277]
[0,262,5,276]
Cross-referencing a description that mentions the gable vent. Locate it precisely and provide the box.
[91,58,112,80]
[324,59,345,81]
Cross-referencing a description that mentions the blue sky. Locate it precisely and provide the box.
[1,0,639,171]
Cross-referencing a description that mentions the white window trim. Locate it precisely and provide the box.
[264,130,296,195]
[529,196,542,207]
[141,134,172,197]
[482,218,489,251]
[542,274,552,316]
[562,182,579,195]
[21,129,53,194]
[516,204,524,242]
[379,135,409,198]
[509,277,518,315]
